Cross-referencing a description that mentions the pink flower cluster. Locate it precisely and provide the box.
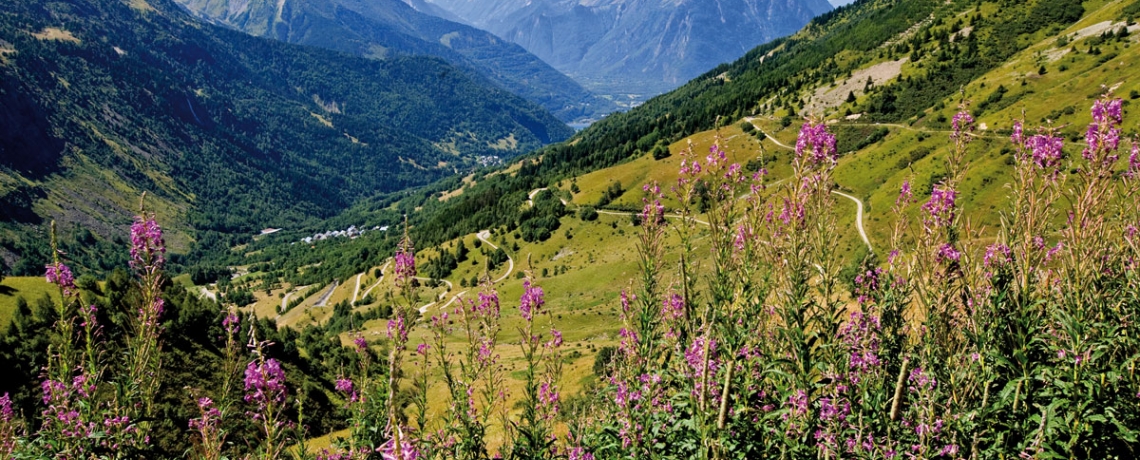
[45,262,77,296]
[1084,97,1123,165]
[188,397,221,431]
[1013,122,1065,175]
[378,435,420,460]
[519,280,545,322]
[243,358,287,410]
[0,393,11,422]
[394,235,417,287]
[983,244,1012,269]
[922,185,957,231]
[129,216,166,270]
[222,312,240,335]
[950,111,975,144]
[640,182,665,226]
[335,378,358,403]
[796,121,839,168]
[388,315,408,344]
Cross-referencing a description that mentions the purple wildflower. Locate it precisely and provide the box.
[538,381,560,419]
[1025,133,1065,174]
[897,180,912,206]
[335,378,358,403]
[394,250,416,287]
[984,244,1012,268]
[684,336,718,377]
[567,447,595,460]
[188,397,221,431]
[733,224,752,253]
[378,435,420,460]
[922,185,957,231]
[908,367,936,393]
[45,262,77,296]
[951,111,975,144]
[243,358,287,408]
[519,280,544,322]
[1045,241,1064,263]
[223,312,239,335]
[1083,97,1124,165]
[839,311,882,377]
[477,290,500,318]
[387,316,408,344]
[1128,141,1139,178]
[661,293,685,321]
[936,244,961,264]
[786,389,809,417]
[795,121,838,167]
[1011,120,1025,146]
[0,393,11,422]
[129,215,166,270]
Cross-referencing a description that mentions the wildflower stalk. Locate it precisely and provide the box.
[385,221,418,459]
[513,276,561,459]
[244,332,290,459]
[124,204,167,442]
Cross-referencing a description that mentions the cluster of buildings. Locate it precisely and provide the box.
[299,225,389,244]
[476,155,503,167]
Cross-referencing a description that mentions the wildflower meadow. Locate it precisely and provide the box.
[2,93,1139,459]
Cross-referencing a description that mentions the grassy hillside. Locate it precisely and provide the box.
[0,276,58,330]
[215,0,1140,407]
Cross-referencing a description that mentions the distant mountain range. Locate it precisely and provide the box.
[0,0,573,262]
[172,0,616,121]
[414,0,832,97]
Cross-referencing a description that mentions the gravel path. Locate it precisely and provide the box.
[477,230,514,284]
[831,191,872,252]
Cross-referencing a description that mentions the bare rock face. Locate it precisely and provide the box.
[422,0,832,95]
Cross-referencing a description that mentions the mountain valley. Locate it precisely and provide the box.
[2,0,1140,458]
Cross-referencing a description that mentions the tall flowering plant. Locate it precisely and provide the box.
[509,276,563,460]
[0,393,19,458]
[189,310,243,460]
[244,335,291,459]
[422,282,506,460]
[28,204,169,457]
[382,222,421,460]
[124,209,167,439]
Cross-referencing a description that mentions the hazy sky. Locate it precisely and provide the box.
[830,0,856,6]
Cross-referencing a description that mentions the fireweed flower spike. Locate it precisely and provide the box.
[1084,97,1123,166]
[795,119,839,169]
[519,280,544,322]
[0,393,17,458]
[244,351,290,458]
[125,211,167,444]
[44,261,77,297]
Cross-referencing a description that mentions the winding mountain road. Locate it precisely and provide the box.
[415,229,513,315]
[831,191,872,252]
[477,230,514,284]
[527,188,547,207]
[351,273,362,304]
[359,260,391,301]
